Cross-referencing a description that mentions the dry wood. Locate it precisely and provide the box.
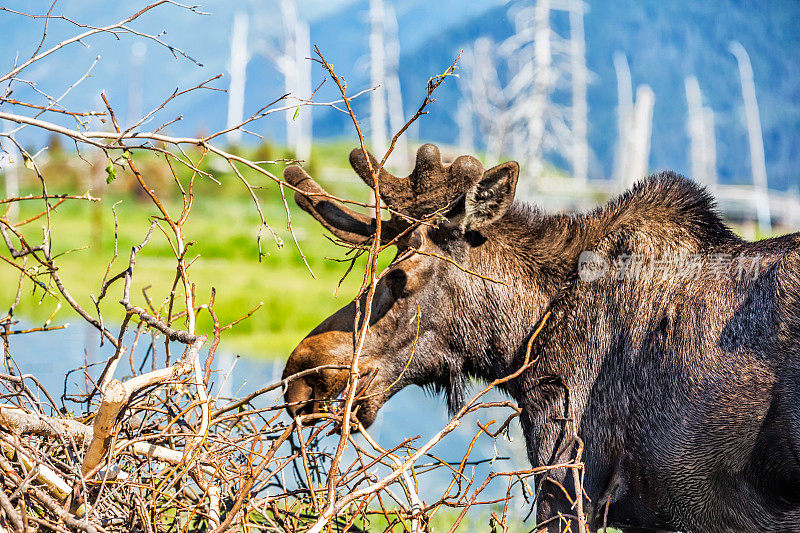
[82,380,126,477]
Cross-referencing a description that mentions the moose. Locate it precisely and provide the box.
[281,144,800,532]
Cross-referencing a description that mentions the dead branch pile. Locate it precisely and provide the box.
[0,3,585,531]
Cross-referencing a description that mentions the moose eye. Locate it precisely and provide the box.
[385,269,408,299]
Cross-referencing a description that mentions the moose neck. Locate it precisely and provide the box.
[436,175,739,420]
[454,205,589,388]
[467,179,736,393]
[473,178,740,469]
[461,202,631,470]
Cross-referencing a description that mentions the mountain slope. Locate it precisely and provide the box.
[1,0,798,190]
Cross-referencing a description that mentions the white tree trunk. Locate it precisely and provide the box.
[730,40,771,233]
[384,3,407,172]
[569,0,588,184]
[456,100,475,155]
[463,2,575,194]
[226,11,249,145]
[456,47,475,154]
[369,0,388,158]
[280,0,299,155]
[685,76,705,184]
[613,51,632,189]
[474,39,507,167]
[294,19,312,162]
[626,85,654,188]
[685,76,717,190]
[276,0,313,162]
[526,0,551,194]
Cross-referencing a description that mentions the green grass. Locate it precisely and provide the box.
[245,501,621,532]
[0,144,391,359]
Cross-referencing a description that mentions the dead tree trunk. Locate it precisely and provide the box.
[730,40,771,234]
[569,0,588,184]
[625,85,655,189]
[278,0,312,163]
[469,38,506,167]
[703,106,717,187]
[613,51,633,189]
[456,92,475,155]
[527,0,552,194]
[369,0,388,158]
[685,76,717,190]
[384,3,408,172]
[294,18,312,163]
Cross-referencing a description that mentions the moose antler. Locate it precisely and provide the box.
[284,144,484,244]
[284,166,378,244]
[349,144,484,219]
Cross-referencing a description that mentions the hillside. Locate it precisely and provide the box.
[319,0,800,189]
[1,0,798,188]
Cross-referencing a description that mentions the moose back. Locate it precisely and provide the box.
[281,144,800,532]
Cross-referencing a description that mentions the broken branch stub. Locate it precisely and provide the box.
[81,379,126,477]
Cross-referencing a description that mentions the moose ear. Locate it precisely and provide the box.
[461,161,519,231]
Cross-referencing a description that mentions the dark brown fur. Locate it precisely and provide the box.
[283,156,800,532]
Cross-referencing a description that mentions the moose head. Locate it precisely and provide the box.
[281,144,531,427]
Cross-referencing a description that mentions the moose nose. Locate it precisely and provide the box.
[284,376,314,418]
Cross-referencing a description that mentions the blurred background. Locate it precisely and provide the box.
[2,1,798,193]
[1,0,798,360]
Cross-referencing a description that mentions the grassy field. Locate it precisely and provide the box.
[0,142,392,359]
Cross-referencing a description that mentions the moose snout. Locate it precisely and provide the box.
[282,306,358,421]
[282,340,349,421]
[284,376,314,418]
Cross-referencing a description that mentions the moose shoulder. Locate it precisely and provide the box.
[282,144,800,532]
